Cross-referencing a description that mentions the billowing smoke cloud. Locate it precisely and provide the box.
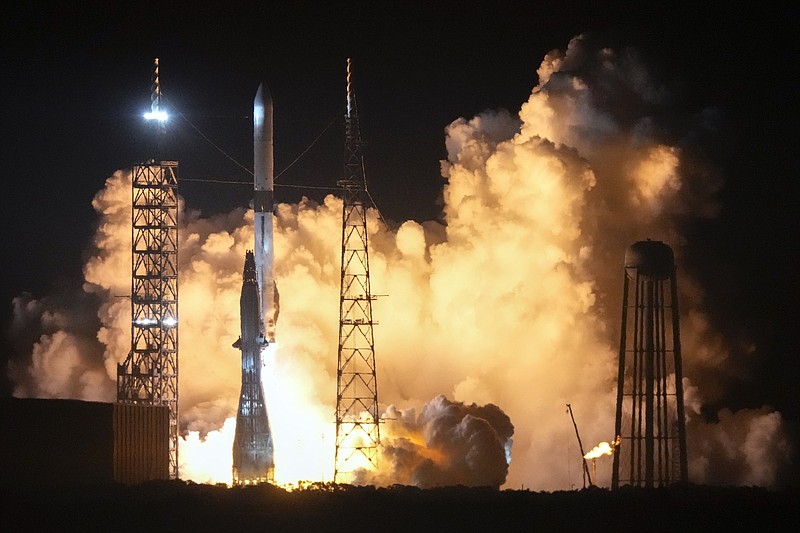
[355,395,514,488]
[7,34,793,489]
[9,291,109,402]
[684,383,792,486]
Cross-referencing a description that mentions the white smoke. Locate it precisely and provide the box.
[7,34,793,489]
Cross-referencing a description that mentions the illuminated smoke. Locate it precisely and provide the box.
[7,34,793,489]
[355,395,514,488]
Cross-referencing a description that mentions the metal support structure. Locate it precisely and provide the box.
[566,404,592,488]
[117,160,179,480]
[151,58,166,140]
[334,58,380,483]
[612,240,688,489]
[232,251,274,484]
[116,62,179,480]
[117,59,179,480]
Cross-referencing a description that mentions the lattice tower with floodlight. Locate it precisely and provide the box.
[334,58,380,483]
[117,58,180,479]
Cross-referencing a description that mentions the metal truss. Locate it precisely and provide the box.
[117,161,179,480]
[334,59,380,483]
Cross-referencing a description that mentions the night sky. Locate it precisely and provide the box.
[2,2,798,477]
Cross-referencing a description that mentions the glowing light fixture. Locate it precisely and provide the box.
[144,110,168,122]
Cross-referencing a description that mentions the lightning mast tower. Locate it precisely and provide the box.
[612,240,688,488]
[334,58,380,483]
[117,58,180,479]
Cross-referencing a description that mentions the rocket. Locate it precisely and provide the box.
[253,82,279,343]
[231,82,279,484]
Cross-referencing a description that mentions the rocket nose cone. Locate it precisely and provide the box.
[255,82,273,106]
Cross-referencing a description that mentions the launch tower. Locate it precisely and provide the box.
[117,58,179,480]
[334,59,380,482]
[612,240,688,488]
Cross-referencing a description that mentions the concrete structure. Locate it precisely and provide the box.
[1,398,169,485]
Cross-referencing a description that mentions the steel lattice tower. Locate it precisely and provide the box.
[232,251,274,485]
[612,240,688,488]
[117,59,179,479]
[334,58,380,483]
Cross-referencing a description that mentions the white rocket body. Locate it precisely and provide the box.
[253,83,277,343]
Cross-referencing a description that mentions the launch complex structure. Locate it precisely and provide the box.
[109,59,688,491]
[231,58,381,485]
[116,58,180,480]
[112,57,383,485]
[334,58,381,482]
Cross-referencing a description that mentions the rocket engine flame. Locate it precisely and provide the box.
[7,34,794,489]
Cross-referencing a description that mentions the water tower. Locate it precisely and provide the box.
[612,240,688,488]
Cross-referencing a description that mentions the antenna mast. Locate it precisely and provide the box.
[566,404,593,488]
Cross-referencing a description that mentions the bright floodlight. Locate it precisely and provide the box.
[162,316,178,327]
[144,110,169,122]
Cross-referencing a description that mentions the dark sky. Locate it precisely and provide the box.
[1,2,797,436]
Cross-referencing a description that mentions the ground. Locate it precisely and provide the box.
[4,481,798,532]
